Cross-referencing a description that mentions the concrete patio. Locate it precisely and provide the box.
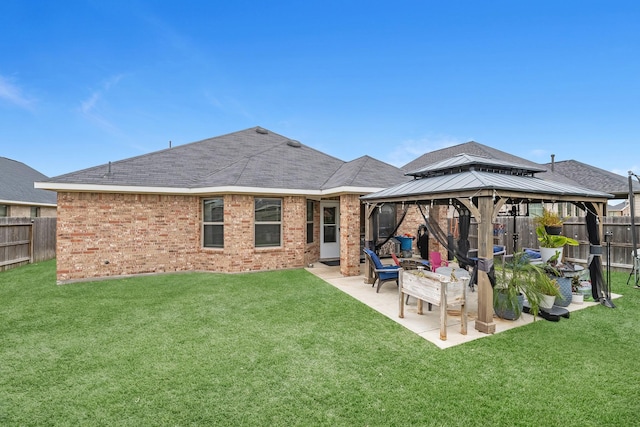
[306,262,604,349]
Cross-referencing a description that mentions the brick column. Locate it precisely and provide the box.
[340,194,361,276]
[430,205,449,258]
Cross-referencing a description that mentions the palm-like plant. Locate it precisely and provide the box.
[494,251,561,318]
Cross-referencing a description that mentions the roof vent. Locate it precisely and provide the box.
[255,127,268,134]
[286,139,301,148]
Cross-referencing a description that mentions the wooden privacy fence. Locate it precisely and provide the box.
[0,217,56,272]
[466,216,639,271]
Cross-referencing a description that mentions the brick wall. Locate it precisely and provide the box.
[339,194,361,276]
[396,204,450,259]
[304,200,320,267]
[56,192,314,283]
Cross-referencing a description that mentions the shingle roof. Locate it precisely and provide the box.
[0,157,57,205]
[40,127,407,193]
[322,156,410,189]
[544,159,640,198]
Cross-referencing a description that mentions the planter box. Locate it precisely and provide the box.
[399,269,469,341]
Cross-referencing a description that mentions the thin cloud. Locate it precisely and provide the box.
[78,74,124,130]
[612,166,640,178]
[387,135,462,167]
[0,75,35,110]
[204,91,253,120]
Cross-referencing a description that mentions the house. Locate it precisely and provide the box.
[35,132,628,284]
[0,157,57,218]
[35,127,409,283]
[607,200,628,217]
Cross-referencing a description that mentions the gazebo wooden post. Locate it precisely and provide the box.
[475,196,497,334]
[363,204,377,284]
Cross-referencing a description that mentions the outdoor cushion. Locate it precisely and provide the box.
[524,248,542,259]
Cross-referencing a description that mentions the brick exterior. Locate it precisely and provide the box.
[304,200,320,267]
[339,194,361,276]
[56,192,321,283]
[396,204,449,259]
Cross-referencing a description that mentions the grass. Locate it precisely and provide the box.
[1,260,639,426]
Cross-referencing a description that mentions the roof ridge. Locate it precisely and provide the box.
[343,156,370,186]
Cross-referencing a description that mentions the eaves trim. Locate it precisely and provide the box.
[0,199,57,207]
[34,182,386,197]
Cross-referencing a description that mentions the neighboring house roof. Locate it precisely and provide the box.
[36,127,409,195]
[0,157,57,206]
[608,201,627,211]
[544,159,640,198]
[364,153,613,201]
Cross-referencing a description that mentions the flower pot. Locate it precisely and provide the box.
[572,293,584,304]
[540,294,556,310]
[545,225,563,235]
[540,246,564,263]
[578,281,591,296]
[494,291,524,320]
[554,276,573,307]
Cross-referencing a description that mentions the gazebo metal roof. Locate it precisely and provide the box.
[363,154,613,203]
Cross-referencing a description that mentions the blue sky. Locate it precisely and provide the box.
[1,1,639,178]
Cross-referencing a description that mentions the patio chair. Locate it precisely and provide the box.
[363,248,400,293]
[391,252,401,266]
[429,251,448,272]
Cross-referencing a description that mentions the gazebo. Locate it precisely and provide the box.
[361,154,613,334]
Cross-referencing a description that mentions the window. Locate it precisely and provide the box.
[0,205,7,217]
[255,198,281,247]
[375,204,396,240]
[30,206,40,218]
[528,203,543,218]
[203,199,224,248]
[306,200,314,244]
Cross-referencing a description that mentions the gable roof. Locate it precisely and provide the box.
[321,155,410,190]
[36,127,408,195]
[0,157,57,206]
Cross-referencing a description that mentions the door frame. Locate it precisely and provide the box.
[320,200,340,259]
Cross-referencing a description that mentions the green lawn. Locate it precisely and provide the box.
[2,260,639,426]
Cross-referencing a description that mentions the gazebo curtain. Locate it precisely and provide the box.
[418,203,493,287]
[585,202,610,305]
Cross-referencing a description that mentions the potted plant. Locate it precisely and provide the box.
[571,276,584,304]
[541,258,585,307]
[537,276,561,310]
[533,208,566,235]
[494,251,559,319]
[536,225,579,264]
